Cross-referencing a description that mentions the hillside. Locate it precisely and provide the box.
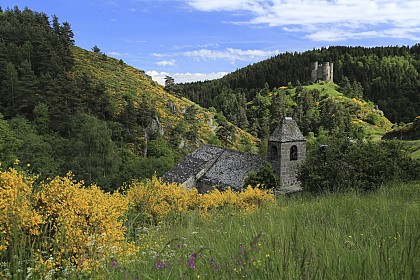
[191,79,392,151]
[289,82,392,140]
[0,7,257,190]
[177,45,420,124]
[70,46,257,152]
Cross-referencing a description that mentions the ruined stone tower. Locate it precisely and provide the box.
[311,61,333,83]
[268,117,306,188]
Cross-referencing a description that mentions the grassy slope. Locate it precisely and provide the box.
[401,139,420,159]
[291,82,393,140]
[70,47,258,152]
[100,181,420,279]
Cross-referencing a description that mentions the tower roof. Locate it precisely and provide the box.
[269,117,306,143]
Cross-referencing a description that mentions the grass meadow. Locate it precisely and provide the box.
[105,181,420,280]
[1,168,419,279]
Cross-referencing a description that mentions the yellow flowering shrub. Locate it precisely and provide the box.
[198,188,240,211]
[127,176,275,223]
[1,167,274,276]
[34,174,136,272]
[199,186,274,213]
[0,168,42,253]
[238,186,275,211]
[127,176,199,223]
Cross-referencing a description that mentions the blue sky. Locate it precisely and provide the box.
[2,1,420,84]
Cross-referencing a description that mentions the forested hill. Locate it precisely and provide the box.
[0,7,257,191]
[176,45,420,123]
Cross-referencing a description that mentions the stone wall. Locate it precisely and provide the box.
[280,141,306,187]
[311,61,333,83]
[269,141,306,188]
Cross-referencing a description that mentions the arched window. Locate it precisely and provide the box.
[270,145,278,160]
[290,145,298,161]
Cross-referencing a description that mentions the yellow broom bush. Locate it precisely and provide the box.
[1,168,274,276]
[126,176,199,223]
[127,176,275,223]
[0,168,42,253]
[34,174,137,272]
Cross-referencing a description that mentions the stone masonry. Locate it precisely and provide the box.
[311,61,333,83]
[268,117,306,189]
[163,117,306,193]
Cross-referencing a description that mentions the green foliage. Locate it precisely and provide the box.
[8,117,60,178]
[382,116,420,140]
[178,45,420,123]
[181,76,391,140]
[298,135,420,193]
[243,162,280,190]
[147,136,174,159]
[92,45,101,54]
[0,114,20,167]
[0,7,258,191]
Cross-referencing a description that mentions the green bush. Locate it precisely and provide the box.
[243,162,281,190]
[298,136,419,193]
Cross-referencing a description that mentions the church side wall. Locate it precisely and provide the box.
[279,141,306,188]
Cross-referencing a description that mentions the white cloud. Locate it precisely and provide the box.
[146,70,228,85]
[173,72,228,83]
[106,51,135,58]
[183,48,279,61]
[107,51,122,56]
[186,0,264,13]
[185,0,420,41]
[153,48,279,62]
[146,70,169,85]
[156,59,176,66]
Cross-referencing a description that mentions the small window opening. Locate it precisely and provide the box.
[270,145,278,160]
[290,145,298,161]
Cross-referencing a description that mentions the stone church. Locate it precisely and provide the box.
[162,117,306,193]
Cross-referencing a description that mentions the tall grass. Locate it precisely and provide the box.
[103,181,420,279]
[2,175,419,279]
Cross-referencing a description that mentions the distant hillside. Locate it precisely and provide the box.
[70,47,257,152]
[0,7,257,190]
[177,45,420,123]
[175,77,392,150]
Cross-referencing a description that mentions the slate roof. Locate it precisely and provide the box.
[162,117,305,191]
[162,144,264,190]
[199,148,265,190]
[161,145,225,185]
[269,117,306,143]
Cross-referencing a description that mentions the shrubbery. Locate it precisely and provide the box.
[126,176,275,226]
[298,135,420,193]
[243,162,281,190]
[0,168,274,278]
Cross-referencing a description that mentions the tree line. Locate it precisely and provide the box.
[176,45,420,124]
[0,7,177,191]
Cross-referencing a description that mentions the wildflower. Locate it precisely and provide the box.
[155,262,166,269]
[211,257,217,271]
[188,253,196,269]
[111,259,116,268]
[239,244,245,255]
